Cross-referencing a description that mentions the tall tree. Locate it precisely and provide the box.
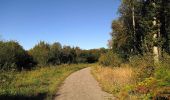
[29,41,50,66]
[49,42,62,65]
[111,0,170,62]
[152,0,159,62]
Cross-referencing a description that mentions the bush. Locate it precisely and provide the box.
[129,54,155,81]
[155,66,170,86]
[129,53,170,85]
[129,53,154,68]
[60,46,76,64]
[77,49,102,63]
[99,51,122,67]
[0,41,35,70]
[86,54,98,63]
[154,53,170,84]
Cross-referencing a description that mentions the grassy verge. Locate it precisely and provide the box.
[0,64,92,100]
[91,64,136,99]
[91,64,170,100]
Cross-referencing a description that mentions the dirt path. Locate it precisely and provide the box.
[55,67,115,100]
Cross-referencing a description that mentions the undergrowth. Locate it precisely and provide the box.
[92,53,170,100]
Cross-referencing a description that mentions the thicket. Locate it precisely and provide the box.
[0,40,107,70]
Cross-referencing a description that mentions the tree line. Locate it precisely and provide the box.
[0,40,107,70]
[110,0,170,62]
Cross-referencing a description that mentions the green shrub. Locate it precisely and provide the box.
[129,54,155,81]
[86,54,98,63]
[129,53,154,68]
[137,66,155,81]
[154,53,170,86]
[77,49,102,63]
[155,67,170,86]
[99,51,122,67]
[60,46,77,64]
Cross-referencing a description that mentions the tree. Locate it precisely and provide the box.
[152,0,159,63]
[29,41,50,66]
[111,0,170,62]
[111,19,131,59]
[49,42,62,65]
[60,46,73,64]
[159,0,170,54]
[0,41,35,70]
[115,0,143,58]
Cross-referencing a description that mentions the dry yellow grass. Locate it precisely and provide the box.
[91,64,135,95]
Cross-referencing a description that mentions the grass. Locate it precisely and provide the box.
[91,64,170,100]
[0,64,92,100]
[91,64,135,99]
[92,64,134,87]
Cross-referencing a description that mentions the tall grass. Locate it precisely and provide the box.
[0,64,92,100]
[92,63,170,99]
[91,64,135,98]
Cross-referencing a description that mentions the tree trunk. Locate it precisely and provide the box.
[132,0,137,54]
[132,5,135,38]
[153,2,159,63]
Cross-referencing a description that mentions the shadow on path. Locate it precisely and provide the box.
[0,93,47,100]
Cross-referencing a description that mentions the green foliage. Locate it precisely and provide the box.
[48,42,62,65]
[29,41,50,66]
[130,54,170,98]
[129,54,167,83]
[28,41,105,67]
[111,0,170,59]
[99,51,122,67]
[155,68,170,86]
[129,54,155,81]
[154,53,170,86]
[29,42,77,66]
[77,49,105,63]
[0,40,105,71]
[0,41,35,70]
[98,0,170,99]
[86,49,101,63]
[60,46,76,64]
[129,53,154,68]
[111,19,131,59]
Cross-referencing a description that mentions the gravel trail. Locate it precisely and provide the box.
[55,67,115,100]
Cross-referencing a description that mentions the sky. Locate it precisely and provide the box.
[0,0,120,50]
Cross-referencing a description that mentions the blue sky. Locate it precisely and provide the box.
[0,0,120,50]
